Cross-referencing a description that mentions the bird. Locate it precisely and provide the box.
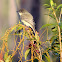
[17,8,35,33]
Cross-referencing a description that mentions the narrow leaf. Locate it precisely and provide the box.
[5,55,11,62]
[25,49,30,60]
[47,8,52,11]
[50,0,54,6]
[4,52,8,60]
[59,22,62,29]
[50,35,58,44]
[56,4,62,11]
[43,4,50,7]
[43,4,50,8]
[40,23,56,30]
[44,55,50,62]
[45,14,56,20]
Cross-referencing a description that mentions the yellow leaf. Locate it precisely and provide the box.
[5,55,11,62]
[25,49,30,60]
[35,31,39,41]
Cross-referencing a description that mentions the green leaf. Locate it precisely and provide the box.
[56,4,62,11]
[15,27,23,34]
[4,52,8,60]
[43,4,50,6]
[44,55,50,62]
[54,3,56,6]
[50,0,54,6]
[43,4,50,8]
[25,49,30,60]
[42,60,45,62]
[11,25,22,33]
[45,14,56,20]
[40,23,57,30]
[10,26,16,32]
[17,26,22,31]
[5,55,11,62]
[40,24,53,30]
[47,7,52,11]
[50,35,58,44]
[59,22,62,29]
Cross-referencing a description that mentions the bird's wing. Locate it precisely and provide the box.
[21,14,35,32]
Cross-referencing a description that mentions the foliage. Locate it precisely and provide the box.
[25,49,30,60]
[0,23,42,62]
[0,0,62,62]
[40,0,62,62]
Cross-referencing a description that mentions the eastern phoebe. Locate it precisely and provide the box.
[17,9,35,33]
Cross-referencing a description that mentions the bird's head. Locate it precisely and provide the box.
[17,8,28,15]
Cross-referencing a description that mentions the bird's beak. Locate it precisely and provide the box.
[16,11,22,15]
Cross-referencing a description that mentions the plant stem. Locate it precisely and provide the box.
[31,41,33,62]
[58,26,62,62]
[39,48,42,62]
[52,7,59,23]
[52,7,62,62]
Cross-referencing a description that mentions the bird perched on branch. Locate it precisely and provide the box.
[17,8,35,33]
